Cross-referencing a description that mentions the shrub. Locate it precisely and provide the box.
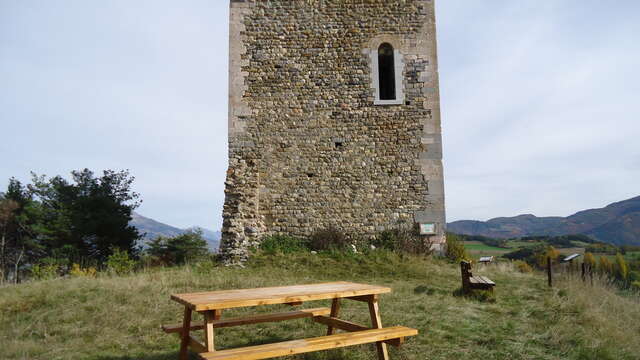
[373,226,429,254]
[536,246,560,268]
[30,263,60,280]
[584,252,597,269]
[30,257,65,280]
[106,248,136,275]
[260,235,309,254]
[145,229,210,266]
[309,226,349,251]
[445,233,468,262]
[69,263,97,278]
[516,260,533,273]
[599,256,614,275]
[615,253,629,281]
[191,257,219,274]
[373,230,397,251]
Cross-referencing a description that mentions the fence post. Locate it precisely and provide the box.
[547,256,552,287]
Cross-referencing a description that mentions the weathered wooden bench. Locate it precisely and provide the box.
[164,282,417,360]
[461,261,495,293]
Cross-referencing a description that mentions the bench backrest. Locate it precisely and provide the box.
[460,261,472,290]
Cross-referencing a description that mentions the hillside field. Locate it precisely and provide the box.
[1,252,639,360]
[464,239,640,264]
[462,241,510,257]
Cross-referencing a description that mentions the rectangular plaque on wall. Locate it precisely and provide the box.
[419,223,436,235]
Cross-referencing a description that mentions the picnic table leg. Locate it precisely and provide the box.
[367,295,389,360]
[179,306,192,360]
[326,298,341,335]
[203,310,218,352]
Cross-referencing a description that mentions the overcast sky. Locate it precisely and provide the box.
[1,1,639,230]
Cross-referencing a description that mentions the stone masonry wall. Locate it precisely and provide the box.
[221,0,446,262]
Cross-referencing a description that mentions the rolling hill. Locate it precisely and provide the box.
[448,195,640,245]
[129,212,221,250]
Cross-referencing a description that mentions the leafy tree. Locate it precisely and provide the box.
[614,253,629,281]
[536,246,560,268]
[445,233,468,262]
[0,179,43,283]
[146,229,209,266]
[0,197,19,283]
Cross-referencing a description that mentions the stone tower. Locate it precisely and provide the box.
[221,0,446,262]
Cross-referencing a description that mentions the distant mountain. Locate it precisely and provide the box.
[448,196,640,246]
[129,212,221,250]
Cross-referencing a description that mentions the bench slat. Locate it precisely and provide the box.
[163,308,331,334]
[477,276,495,285]
[199,326,418,360]
[469,276,494,285]
[312,316,405,347]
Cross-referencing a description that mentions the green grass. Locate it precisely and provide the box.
[1,251,639,360]
[504,240,538,248]
[463,241,510,257]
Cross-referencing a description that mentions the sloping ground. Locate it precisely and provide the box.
[448,195,640,245]
[1,252,639,360]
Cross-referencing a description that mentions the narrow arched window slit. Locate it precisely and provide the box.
[378,43,396,100]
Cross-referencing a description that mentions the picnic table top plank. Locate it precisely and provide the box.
[172,281,391,311]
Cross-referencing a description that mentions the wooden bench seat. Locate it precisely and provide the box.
[461,261,495,293]
[198,326,418,360]
[469,275,495,286]
[163,308,331,334]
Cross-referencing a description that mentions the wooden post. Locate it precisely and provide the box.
[326,298,341,335]
[547,256,552,288]
[581,262,586,282]
[203,310,218,352]
[179,306,192,360]
[368,295,389,360]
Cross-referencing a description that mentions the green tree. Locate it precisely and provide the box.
[28,169,142,263]
[0,197,19,283]
[0,179,43,283]
[146,229,209,266]
[614,253,629,281]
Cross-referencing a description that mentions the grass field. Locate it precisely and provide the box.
[463,241,510,257]
[506,241,539,248]
[1,251,639,360]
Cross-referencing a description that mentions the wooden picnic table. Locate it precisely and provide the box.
[164,281,417,360]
